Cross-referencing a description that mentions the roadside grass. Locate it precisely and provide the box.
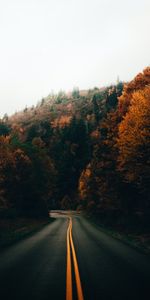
[0,213,55,251]
[84,213,150,255]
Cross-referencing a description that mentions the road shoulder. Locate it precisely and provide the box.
[83,214,150,255]
[0,216,55,251]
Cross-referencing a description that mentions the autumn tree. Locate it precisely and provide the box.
[78,163,97,211]
[118,67,150,116]
[78,110,121,211]
[117,87,150,209]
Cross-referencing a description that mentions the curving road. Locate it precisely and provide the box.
[0,211,150,300]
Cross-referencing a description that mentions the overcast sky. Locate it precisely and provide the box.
[0,0,150,117]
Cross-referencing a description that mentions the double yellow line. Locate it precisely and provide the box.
[66,217,84,300]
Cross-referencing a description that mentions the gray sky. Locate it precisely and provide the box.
[0,0,150,117]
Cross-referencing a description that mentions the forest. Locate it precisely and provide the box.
[0,67,150,229]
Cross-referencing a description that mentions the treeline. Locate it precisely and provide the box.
[79,67,150,227]
[0,67,149,221]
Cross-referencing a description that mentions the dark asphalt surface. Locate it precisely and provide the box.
[0,211,150,300]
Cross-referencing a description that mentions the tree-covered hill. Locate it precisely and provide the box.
[0,67,149,224]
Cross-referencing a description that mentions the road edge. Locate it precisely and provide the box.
[83,214,150,256]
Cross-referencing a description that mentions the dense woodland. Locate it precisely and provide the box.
[0,67,150,227]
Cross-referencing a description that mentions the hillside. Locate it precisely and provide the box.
[0,68,150,231]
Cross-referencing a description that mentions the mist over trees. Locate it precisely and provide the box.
[0,67,149,222]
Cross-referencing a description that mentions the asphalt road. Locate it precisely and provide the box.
[0,211,150,300]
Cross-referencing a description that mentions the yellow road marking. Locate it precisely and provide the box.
[66,221,73,300]
[69,218,84,300]
[66,217,84,300]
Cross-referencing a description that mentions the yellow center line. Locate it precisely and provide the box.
[66,220,73,300]
[66,217,84,300]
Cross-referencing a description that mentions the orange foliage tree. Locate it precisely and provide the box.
[118,67,150,116]
[78,111,121,210]
[117,87,150,207]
